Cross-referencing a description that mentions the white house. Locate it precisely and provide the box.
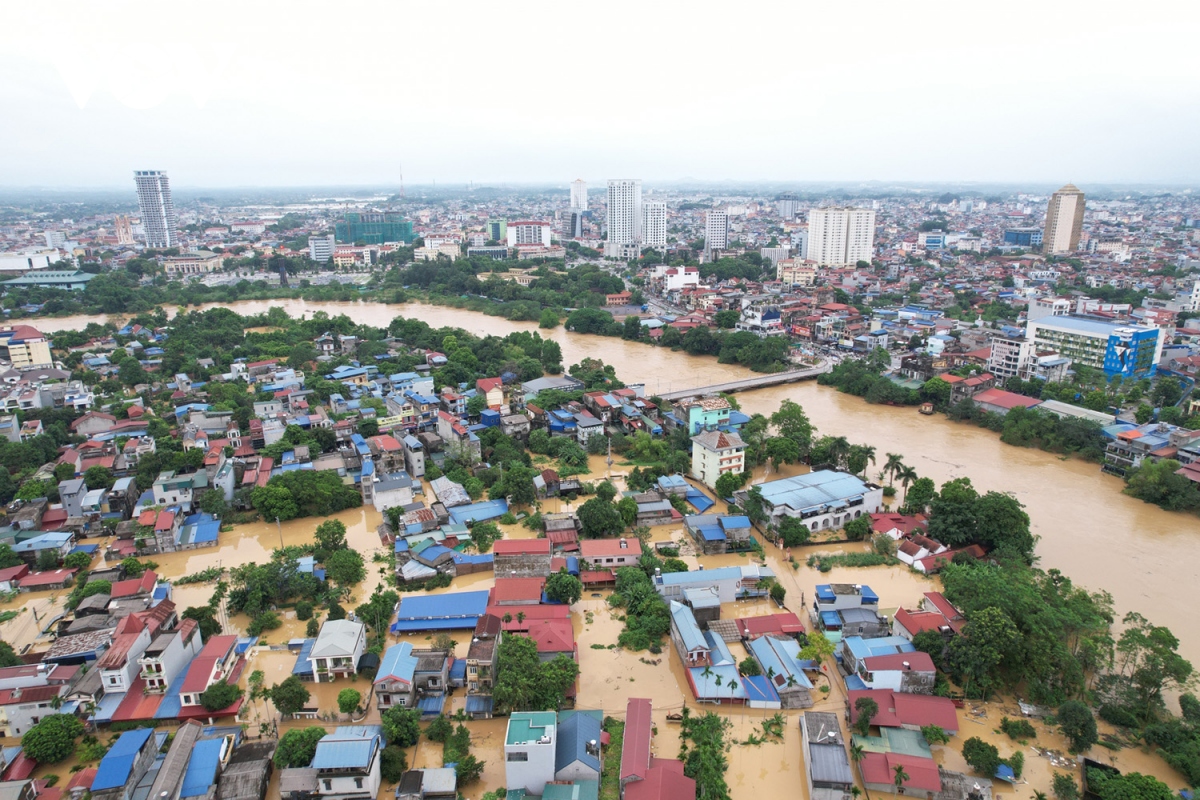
[505,712,557,795]
[309,619,366,683]
[689,430,746,490]
[138,619,204,694]
[96,615,154,694]
[311,725,383,800]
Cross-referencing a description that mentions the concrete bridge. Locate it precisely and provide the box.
[657,362,831,401]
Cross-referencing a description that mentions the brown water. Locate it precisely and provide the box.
[27,298,1200,797]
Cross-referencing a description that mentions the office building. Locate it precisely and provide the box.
[986,328,1030,381]
[133,170,179,249]
[776,193,801,219]
[805,207,876,266]
[705,210,729,254]
[334,212,415,245]
[1043,184,1085,254]
[561,209,585,240]
[114,215,134,245]
[1027,316,1160,378]
[1003,227,1043,247]
[507,221,553,247]
[570,179,587,210]
[309,234,336,263]
[605,179,642,258]
[642,201,667,249]
[486,219,508,243]
[0,325,54,370]
[43,231,67,249]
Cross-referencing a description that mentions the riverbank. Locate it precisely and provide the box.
[22,298,1200,677]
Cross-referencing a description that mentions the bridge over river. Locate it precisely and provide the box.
[657,361,831,401]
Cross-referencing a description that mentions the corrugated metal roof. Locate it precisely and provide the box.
[311,735,379,770]
[93,728,154,790]
[181,737,225,798]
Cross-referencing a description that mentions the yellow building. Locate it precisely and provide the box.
[0,325,54,369]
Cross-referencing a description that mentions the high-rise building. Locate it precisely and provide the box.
[1043,184,1085,254]
[776,193,801,219]
[486,219,508,243]
[805,207,876,266]
[642,201,667,249]
[334,212,415,244]
[309,234,336,263]
[705,210,729,254]
[133,170,178,249]
[43,231,66,249]
[570,179,587,210]
[114,215,134,245]
[605,179,642,258]
[561,209,584,240]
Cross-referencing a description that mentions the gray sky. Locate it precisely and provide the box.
[2,0,1198,188]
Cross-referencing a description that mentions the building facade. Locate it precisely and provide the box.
[335,213,415,244]
[641,201,667,249]
[309,234,336,262]
[507,221,553,247]
[1043,183,1085,254]
[704,210,729,254]
[570,179,587,210]
[605,179,642,257]
[805,207,876,266]
[1027,316,1160,378]
[134,170,179,248]
[690,430,746,490]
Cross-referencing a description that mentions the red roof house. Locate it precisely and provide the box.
[847,689,959,734]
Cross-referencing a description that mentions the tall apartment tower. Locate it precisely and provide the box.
[605,179,642,258]
[1043,183,1085,254]
[805,206,876,266]
[705,210,730,255]
[570,179,587,210]
[133,170,179,248]
[114,215,134,245]
[642,201,667,249]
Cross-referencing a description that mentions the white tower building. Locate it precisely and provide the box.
[134,170,179,249]
[570,179,587,210]
[642,201,667,249]
[605,179,642,258]
[705,210,729,254]
[805,207,876,266]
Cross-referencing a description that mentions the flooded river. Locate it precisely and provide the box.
[38,298,1198,667]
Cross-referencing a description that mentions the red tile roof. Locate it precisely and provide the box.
[579,538,642,559]
[180,635,239,693]
[847,689,959,733]
[735,612,805,639]
[972,388,1041,410]
[621,697,653,781]
[862,652,936,672]
[860,752,941,793]
[111,570,157,599]
[17,568,78,588]
[492,540,551,556]
[523,619,575,654]
[490,578,545,605]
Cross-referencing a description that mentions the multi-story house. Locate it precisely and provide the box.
[309,619,366,683]
[138,618,203,694]
[374,642,418,709]
[179,635,240,709]
[96,615,154,694]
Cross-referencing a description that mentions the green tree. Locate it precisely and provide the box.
[1107,612,1193,725]
[1053,773,1079,800]
[596,481,617,503]
[183,605,221,639]
[83,465,115,490]
[425,714,454,742]
[853,696,878,736]
[944,606,1020,698]
[0,641,22,668]
[199,679,242,711]
[314,519,347,555]
[21,715,84,763]
[927,477,979,547]
[578,496,624,539]
[714,470,747,499]
[738,657,762,676]
[1085,769,1172,800]
[961,737,1001,776]
[382,706,421,747]
[770,400,814,454]
[778,516,809,547]
[455,754,486,785]
[539,309,560,329]
[843,516,871,541]
[0,543,22,569]
[274,726,327,768]
[269,676,312,716]
[544,570,583,605]
[973,491,1035,562]
[492,635,579,713]
[380,744,408,782]
[1056,700,1098,753]
[337,688,362,715]
[63,551,92,570]
[1124,459,1200,511]
[324,548,365,586]
[763,436,801,469]
[921,724,950,745]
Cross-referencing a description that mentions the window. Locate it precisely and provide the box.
[507,752,528,762]
[354,779,363,789]
[323,780,332,791]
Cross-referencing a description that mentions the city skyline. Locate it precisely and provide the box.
[2,2,1199,187]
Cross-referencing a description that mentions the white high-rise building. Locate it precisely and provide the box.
[705,210,729,253]
[605,179,642,258]
[642,201,667,249]
[805,207,876,266]
[507,220,553,247]
[43,231,67,249]
[134,170,179,249]
[1043,183,1085,254]
[309,234,336,263]
[570,179,587,210]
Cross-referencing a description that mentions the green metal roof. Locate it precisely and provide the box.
[506,711,556,745]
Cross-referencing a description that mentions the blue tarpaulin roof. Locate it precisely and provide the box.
[292,639,316,676]
[447,498,509,525]
[93,728,154,791]
[181,738,224,798]
[686,488,715,513]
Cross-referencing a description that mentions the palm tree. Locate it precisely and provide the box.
[828,436,851,469]
[701,665,714,680]
[849,742,868,800]
[858,445,877,478]
[892,764,909,795]
[1033,793,1048,800]
[897,466,918,505]
[883,453,905,485]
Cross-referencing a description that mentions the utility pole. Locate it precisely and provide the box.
[276,517,284,550]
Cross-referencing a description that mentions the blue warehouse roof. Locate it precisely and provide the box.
[756,470,871,514]
[93,728,154,791]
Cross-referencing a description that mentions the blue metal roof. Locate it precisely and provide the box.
[466,695,493,715]
[181,738,224,798]
[741,674,780,704]
[556,711,601,774]
[720,516,750,530]
[670,601,708,653]
[447,499,509,525]
[697,526,725,542]
[391,590,489,633]
[93,728,154,790]
[756,470,872,513]
[417,693,445,715]
[686,488,715,513]
[292,638,316,676]
[376,642,417,685]
[312,735,380,770]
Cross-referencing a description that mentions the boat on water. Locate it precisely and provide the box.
[918,402,935,415]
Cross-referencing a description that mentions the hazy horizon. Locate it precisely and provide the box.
[3,1,1199,188]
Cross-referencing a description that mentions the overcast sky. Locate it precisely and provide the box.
[2,0,1198,188]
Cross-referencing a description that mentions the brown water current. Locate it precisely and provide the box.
[25,298,1200,798]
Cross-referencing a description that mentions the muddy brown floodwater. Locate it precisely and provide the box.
[27,298,1200,798]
